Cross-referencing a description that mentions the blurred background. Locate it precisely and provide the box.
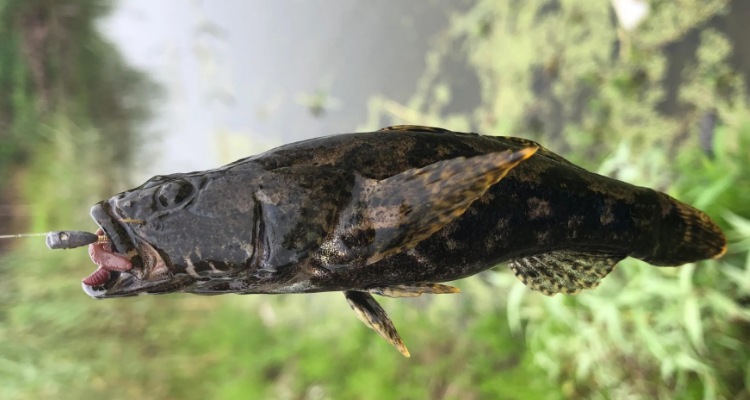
[1,0,750,399]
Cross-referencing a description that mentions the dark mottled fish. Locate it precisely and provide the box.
[80,125,726,356]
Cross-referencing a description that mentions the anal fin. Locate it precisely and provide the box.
[508,251,625,296]
[367,283,461,298]
[344,291,410,357]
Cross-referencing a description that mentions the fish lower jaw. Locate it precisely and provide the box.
[82,271,133,298]
[82,271,177,298]
[82,281,107,298]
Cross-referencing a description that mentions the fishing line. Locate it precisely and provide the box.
[0,233,49,239]
[0,218,140,249]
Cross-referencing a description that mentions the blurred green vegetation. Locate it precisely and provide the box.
[1,0,749,399]
[0,0,155,191]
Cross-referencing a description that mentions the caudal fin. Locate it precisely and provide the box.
[647,194,727,266]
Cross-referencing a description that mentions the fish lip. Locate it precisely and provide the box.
[85,200,171,298]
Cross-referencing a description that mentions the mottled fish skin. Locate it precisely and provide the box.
[86,127,725,298]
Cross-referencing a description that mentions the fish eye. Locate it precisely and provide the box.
[156,180,194,208]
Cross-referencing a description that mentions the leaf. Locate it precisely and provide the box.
[706,291,750,320]
[674,353,709,374]
[701,372,718,400]
[719,263,750,292]
[507,281,527,334]
[660,359,675,380]
[576,352,593,380]
[683,296,705,352]
[724,211,750,238]
[693,171,735,210]
[679,263,695,293]
[634,311,669,361]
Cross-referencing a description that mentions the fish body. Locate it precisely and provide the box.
[83,126,726,355]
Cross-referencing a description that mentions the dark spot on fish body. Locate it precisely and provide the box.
[605,200,633,233]
[525,268,540,278]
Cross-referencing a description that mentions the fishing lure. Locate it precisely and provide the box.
[45,231,102,249]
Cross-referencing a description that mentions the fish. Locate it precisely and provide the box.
[82,125,727,356]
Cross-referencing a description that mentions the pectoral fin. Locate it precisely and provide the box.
[367,283,461,298]
[362,147,537,264]
[344,291,410,357]
[508,251,625,296]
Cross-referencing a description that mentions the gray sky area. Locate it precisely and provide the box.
[102,0,467,180]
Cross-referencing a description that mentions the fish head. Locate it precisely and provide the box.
[84,169,260,298]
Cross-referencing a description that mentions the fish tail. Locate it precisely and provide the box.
[645,193,727,266]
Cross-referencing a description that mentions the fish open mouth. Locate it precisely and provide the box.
[82,228,133,287]
[84,201,174,298]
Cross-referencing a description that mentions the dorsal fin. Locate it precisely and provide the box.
[508,250,625,296]
[378,127,576,169]
[378,125,453,133]
[496,136,579,168]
